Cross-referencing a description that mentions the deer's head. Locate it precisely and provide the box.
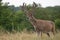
[21,2,36,20]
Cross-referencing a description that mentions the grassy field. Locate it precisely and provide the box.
[0,31,60,40]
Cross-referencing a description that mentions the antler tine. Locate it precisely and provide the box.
[23,2,25,7]
[33,2,37,8]
[22,2,27,12]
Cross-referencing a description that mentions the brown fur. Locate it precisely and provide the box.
[26,9,55,37]
[21,2,56,37]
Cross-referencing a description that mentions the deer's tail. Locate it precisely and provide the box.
[52,23,56,35]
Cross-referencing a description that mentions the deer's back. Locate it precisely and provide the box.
[35,19,55,32]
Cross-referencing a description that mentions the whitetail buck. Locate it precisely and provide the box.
[21,2,56,38]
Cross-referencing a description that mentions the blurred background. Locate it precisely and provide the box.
[0,0,60,40]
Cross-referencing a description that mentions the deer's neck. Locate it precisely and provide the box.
[28,15,37,24]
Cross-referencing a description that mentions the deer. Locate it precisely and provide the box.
[21,2,56,40]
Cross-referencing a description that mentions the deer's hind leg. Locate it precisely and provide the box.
[46,33,51,40]
[46,32,54,40]
[47,33,50,37]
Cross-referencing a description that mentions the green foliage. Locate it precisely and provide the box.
[55,19,60,29]
[0,1,60,32]
[13,10,34,31]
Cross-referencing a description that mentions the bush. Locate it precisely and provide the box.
[55,19,60,29]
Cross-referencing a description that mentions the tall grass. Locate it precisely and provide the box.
[0,31,60,40]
